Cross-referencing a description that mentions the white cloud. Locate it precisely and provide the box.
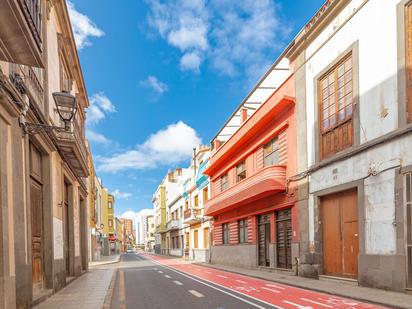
[67,1,104,50]
[140,76,168,94]
[86,129,110,144]
[120,209,154,221]
[180,52,201,71]
[97,121,201,173]
[86,93,116,144]
[111,189,132,200]
[87,93,115,125]
[147,0,289,81]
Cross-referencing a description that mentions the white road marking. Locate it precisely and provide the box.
[149,259,281,309]
[266,284,285,290]
[173,280,183,286]
[261,287,281,294]
[236,280,248,284]
[204,271,212,274]
[189,290,205,298]
[217,275,228,279]
[158,270,163,274]
[300,298,332,308]
[164,275,171,279]
[283,300,313,309]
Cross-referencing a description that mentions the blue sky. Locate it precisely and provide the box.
[68,0,325,216]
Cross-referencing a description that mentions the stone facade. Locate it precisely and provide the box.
[0,1,90,308]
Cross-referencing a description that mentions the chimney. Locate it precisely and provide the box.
[240,108,248,124]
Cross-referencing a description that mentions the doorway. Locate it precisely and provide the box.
[30,143,44,293]
[258,214,271,267]
[276,208,292,269]
[80,197,87,271]
[63,181,71,277]
[405,173,412,288]
[321,189,359,279]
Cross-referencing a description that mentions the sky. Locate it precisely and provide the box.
[68,0,326,217]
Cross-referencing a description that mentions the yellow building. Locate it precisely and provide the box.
[100,188,115,255]
[116,218,123,254]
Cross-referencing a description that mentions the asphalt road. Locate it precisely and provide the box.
[110,253,385,309]
[110,253,272,309]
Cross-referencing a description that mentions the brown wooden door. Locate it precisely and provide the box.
[276,209,292,269]
[63,182,70,276]
[31,180,43,291]
[322,189,358,279]
[30,143,44,292]
[258,215,270,267]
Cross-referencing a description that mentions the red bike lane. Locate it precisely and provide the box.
[141,253,387,309]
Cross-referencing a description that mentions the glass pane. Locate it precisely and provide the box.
[345,69,352,83]
[345,93,353,106]
[337,86,344,99]
[346,104,353,117]
[328,84,335,95]
[338,109,345,121]
[322,78,328,90]
[329,95,335,107]
[323,119,329,130]
[322,108,329,120]
[338,64,345,77]
[329,115,336,127]
[328,105,335,117]
[338,76,344,89]
[338,97,345,109]
[322,87,329,98]
[345,57,352,71]
[328,74,334,85]
[345,80,353,94]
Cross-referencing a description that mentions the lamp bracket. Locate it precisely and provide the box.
[21,121,70,135]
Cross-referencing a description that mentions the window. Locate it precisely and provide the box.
[108,202,112,209]
[203,187,209,203]
[204,228,210,248]
[236,161,246,182]
[60,57,72,92]
[185,200,189,210]
[194,194,199,207]
[238,219,248,243]
[264,138,279,166]
[108,219,113,227]
[221,174,228,191]
[222,223,229,244]
[319,54,353,158]
[194,230,199,248]
[180,206,183,217]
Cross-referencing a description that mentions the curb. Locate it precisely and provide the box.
[102,269,118,309]
[193,263,404,309]
[89,256,121,267]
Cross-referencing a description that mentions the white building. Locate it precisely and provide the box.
[289,0,412,291]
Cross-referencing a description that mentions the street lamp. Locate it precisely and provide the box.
[20,91,77,135]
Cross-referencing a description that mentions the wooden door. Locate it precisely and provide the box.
[63,182,70,276]
[258,215,270,267]
[203,228,209,249]
[276,209,292,269]
[194,230,199,249]
[31,180,43,291]
[30,143,43,292]
[322,189,358,279]
[406,173,412,288]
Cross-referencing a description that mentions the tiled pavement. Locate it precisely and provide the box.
[34,269,114,309]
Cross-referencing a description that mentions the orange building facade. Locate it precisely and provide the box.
[204,72,298,270]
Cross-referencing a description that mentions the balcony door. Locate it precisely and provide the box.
[258,214,270,267]
[30,143,44,293]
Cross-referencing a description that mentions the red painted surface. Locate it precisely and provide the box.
[143,253,386,309]
[203,74,299,250]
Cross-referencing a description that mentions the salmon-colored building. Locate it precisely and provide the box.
[204,60,298,270]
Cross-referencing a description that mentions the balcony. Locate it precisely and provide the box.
[183,208,202,225]
[9,63,44,111]
[166,219,180,231]
[54,116,88,178]
[204,165,287,216]
[0,0,43,67]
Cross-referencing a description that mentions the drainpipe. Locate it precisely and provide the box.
[193,148,197,176]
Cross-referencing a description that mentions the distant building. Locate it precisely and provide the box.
[146,215,155,251]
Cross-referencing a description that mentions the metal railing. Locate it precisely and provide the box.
[183,208,201,220]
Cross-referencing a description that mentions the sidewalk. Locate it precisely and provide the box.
[89,254,121,267]
[194,261,412,309]
[34,268,115,309]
